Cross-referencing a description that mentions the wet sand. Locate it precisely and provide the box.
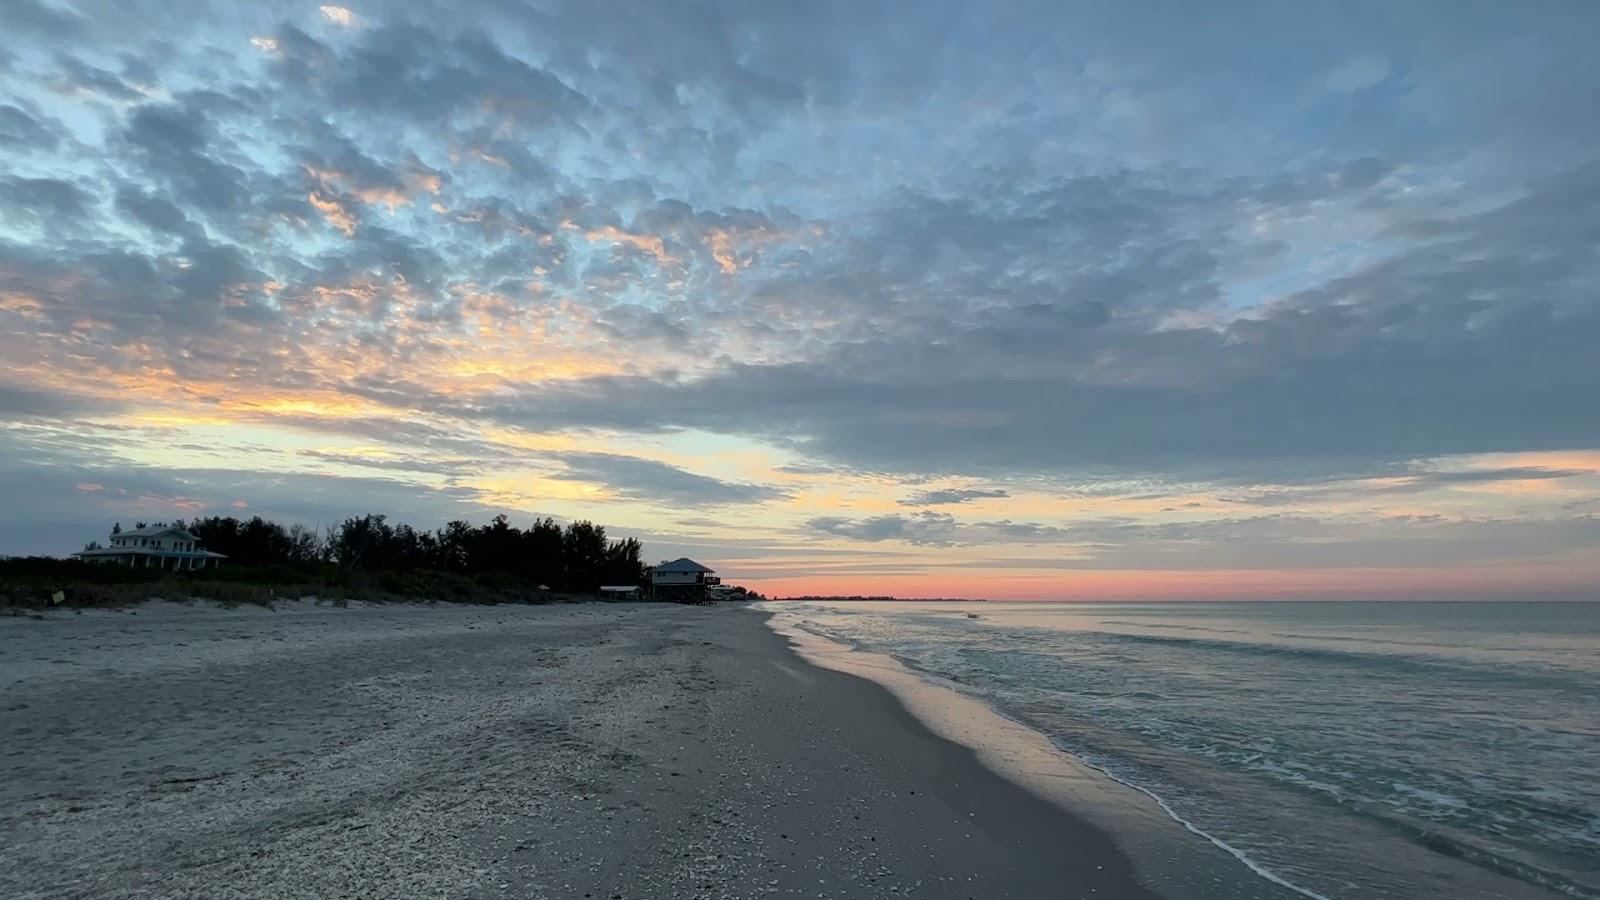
[1,601,1292,898]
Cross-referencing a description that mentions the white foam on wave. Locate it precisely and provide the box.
[1069,750,1334,900]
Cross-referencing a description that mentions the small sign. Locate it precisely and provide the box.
[51,591,66,605]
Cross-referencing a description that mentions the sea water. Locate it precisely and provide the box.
[766,600,1600,899]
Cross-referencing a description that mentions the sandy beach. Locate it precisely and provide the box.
[2,601,1295,899]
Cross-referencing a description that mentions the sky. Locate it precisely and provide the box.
[2,0,1598,599]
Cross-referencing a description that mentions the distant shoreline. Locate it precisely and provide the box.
[776,594,988,602]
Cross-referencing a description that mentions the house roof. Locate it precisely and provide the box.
[78,548,226,558]
[654,557,714,573]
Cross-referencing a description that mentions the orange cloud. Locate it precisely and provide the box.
[0,291,45,316]
[582,224,677,265]
[707,229,739,273]
[307,190,358,236]
[702,222,790,274]
[304,162,440,213]
[1460,450,1600,475]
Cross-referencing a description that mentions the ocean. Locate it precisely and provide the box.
[764,600,1600,899]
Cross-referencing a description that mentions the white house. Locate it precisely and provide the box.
[76,524,227,571]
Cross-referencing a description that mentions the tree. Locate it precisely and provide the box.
[522,517,563,587]
[285,524,323,563]
[331,514,392,569]
[600,537,644,587]
[436,520,473,572]
[466,515,521,574]
[561,521,609,592]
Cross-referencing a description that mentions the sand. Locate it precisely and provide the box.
[1,600,1295,898]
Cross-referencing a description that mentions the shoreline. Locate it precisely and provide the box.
[761,602,1581,900]
[761,606,1308,900]
[1,599,1173,898]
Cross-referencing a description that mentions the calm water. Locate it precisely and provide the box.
[771,601,1600,898]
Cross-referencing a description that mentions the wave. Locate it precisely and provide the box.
[1340,806,1600,898]
[1095,620,1257,636]
[1062,751,1336,900]
[1079,629,1582,688]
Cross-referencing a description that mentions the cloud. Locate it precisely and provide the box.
[903,488,1010,506]
[809,509,1600,570]
[114,185,196,236]
[319,6,359,27]
[0,385,119,418]
[473,157,1600,480]
[6,0,85,38]
[51,54,146,101]
[0,104,62,150]
[807,512,1073,547]
[808,513,959,546]
[549,452,785,506]
[1409,466,1589,486]
[1221,463,1594,506]
[0,176,94,228]
[271,23,593,131]
[774,463,843,475]
[120,100,254,215]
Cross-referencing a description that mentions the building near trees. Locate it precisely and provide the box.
[75,524,227,570]
[649,558,719,602]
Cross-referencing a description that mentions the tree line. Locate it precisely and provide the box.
[115,514,646,593]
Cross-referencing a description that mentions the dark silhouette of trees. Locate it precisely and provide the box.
[187,516,320,567]
[522,517,564,587]
[174,513,644,592]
